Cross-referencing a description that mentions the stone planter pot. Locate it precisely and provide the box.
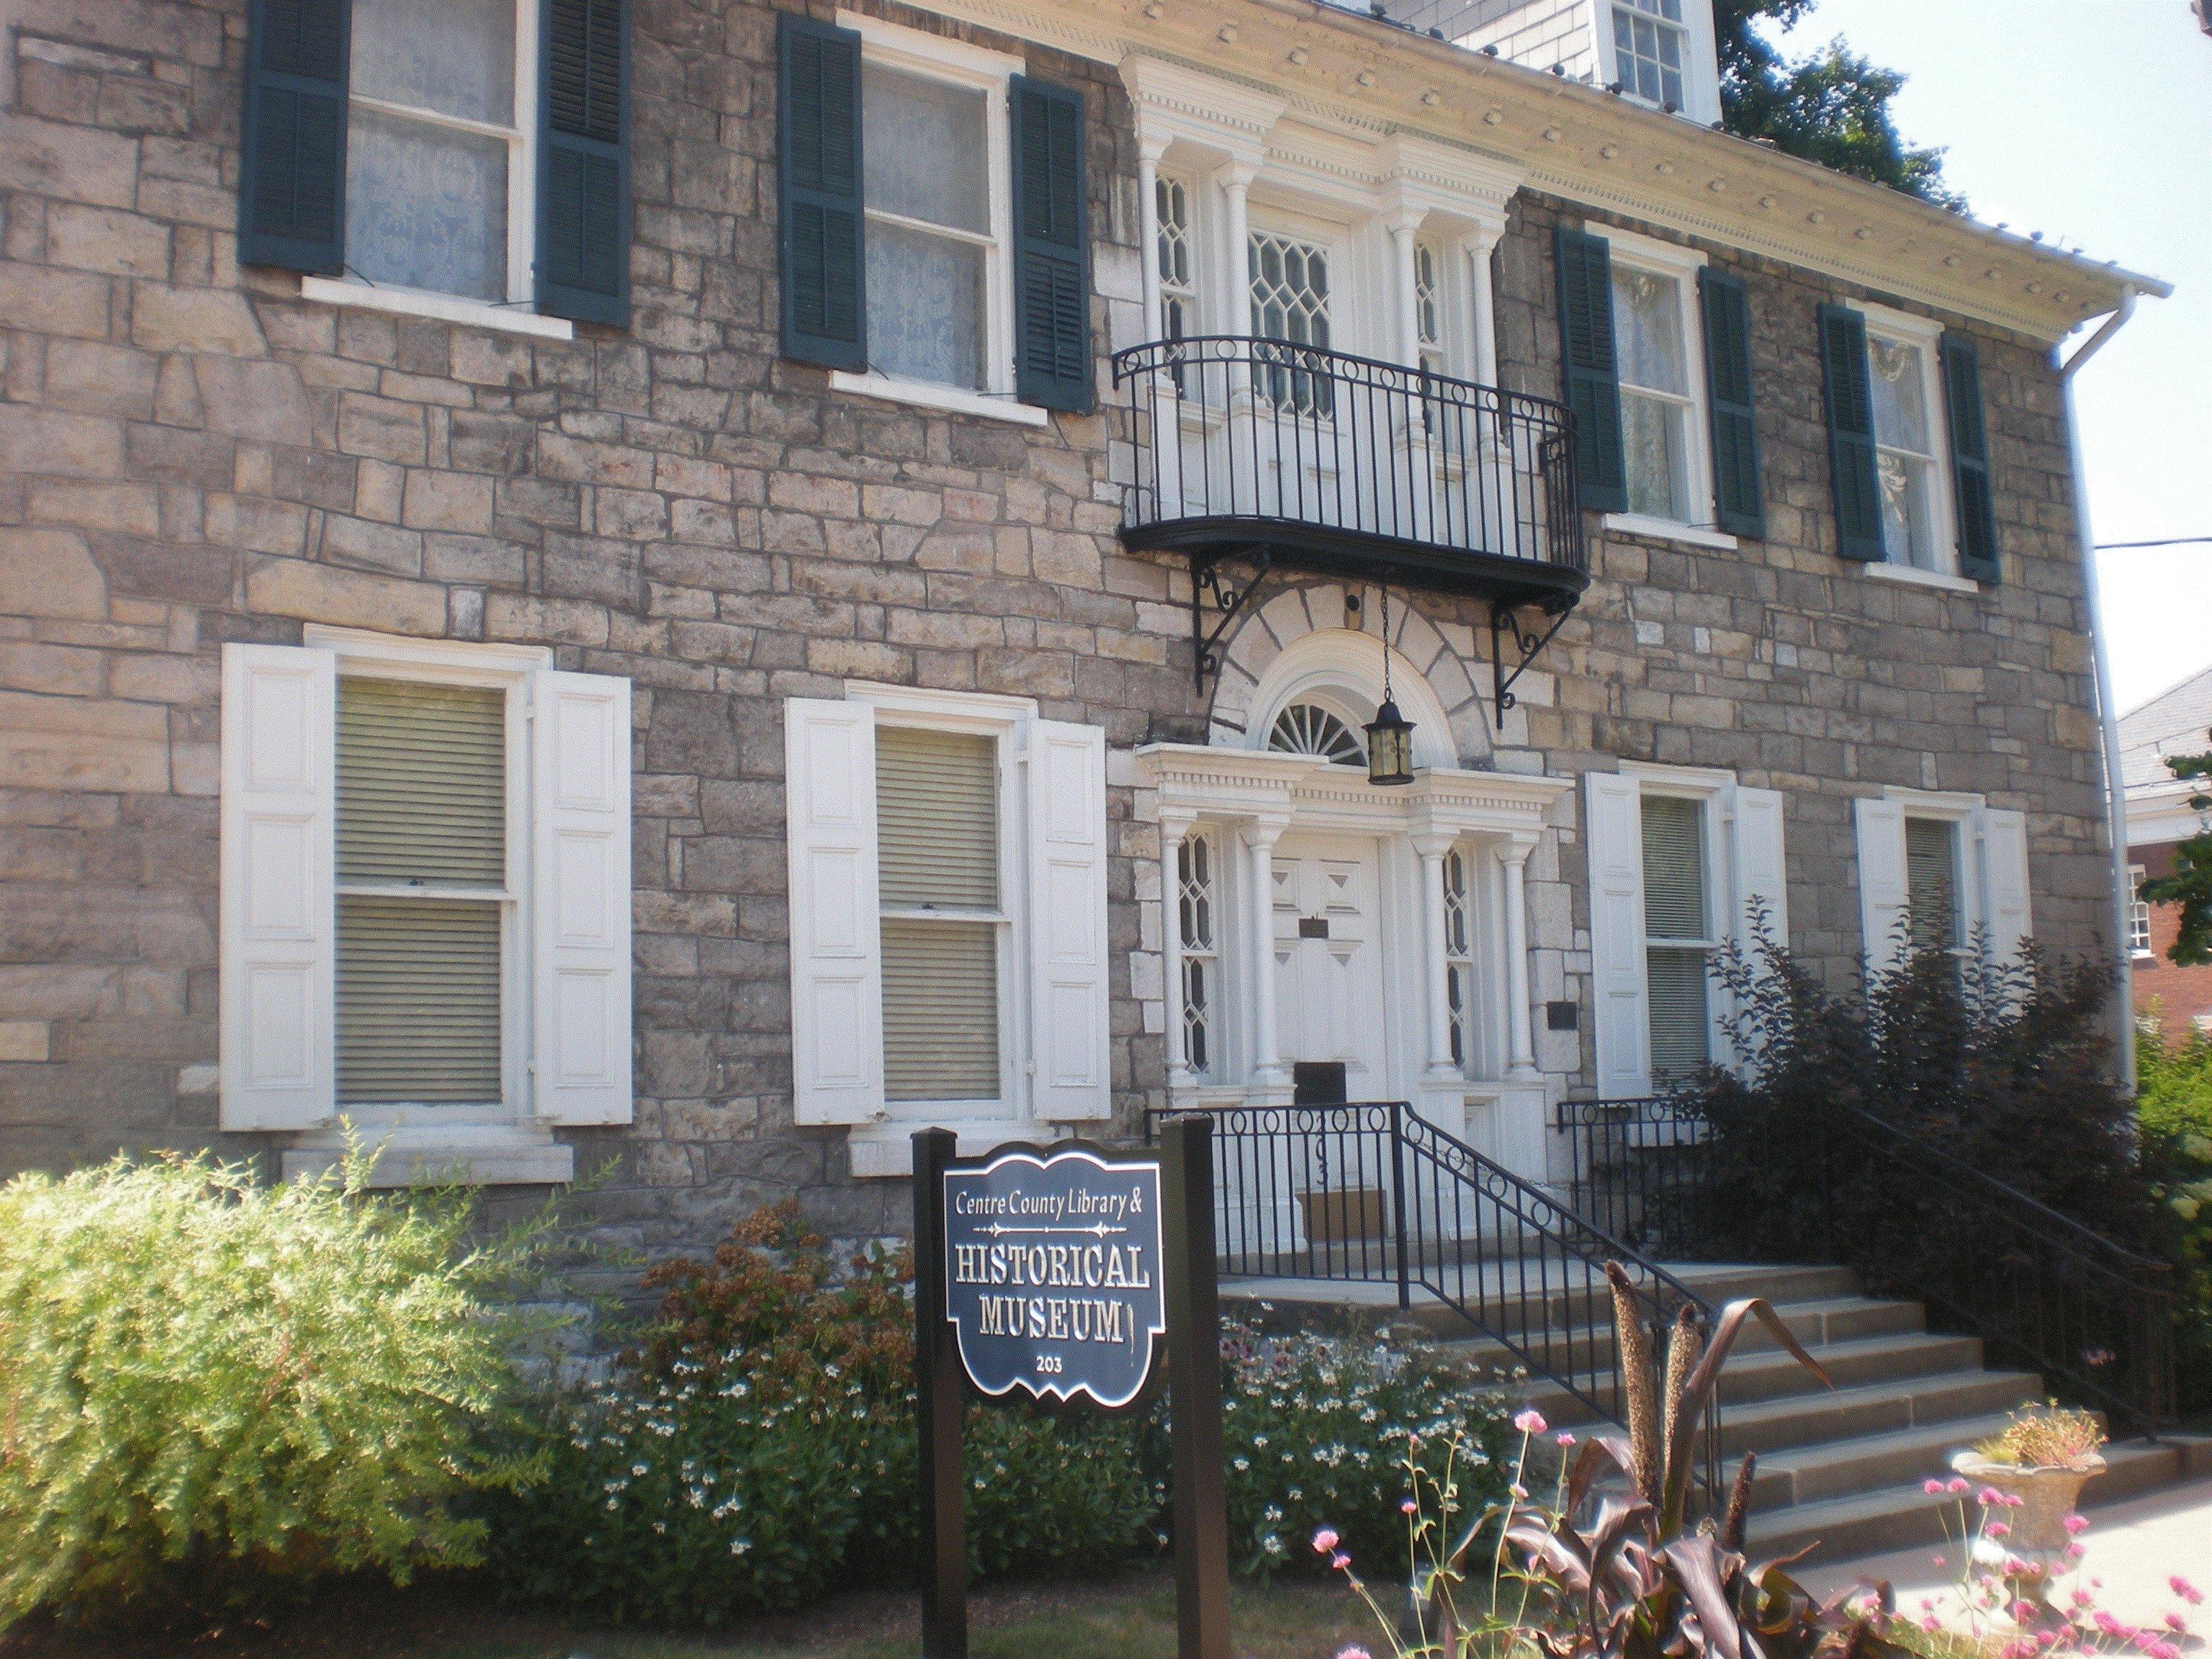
[1950,1451,2105,1552]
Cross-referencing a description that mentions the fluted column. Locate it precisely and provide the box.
[1470,235,1501,388]
[1501,835,1539,1080]
[1390,210,1424,369]
[1244,814,1290,1100]
[1414,832,1459,1081]
[1159,811,1193,1091]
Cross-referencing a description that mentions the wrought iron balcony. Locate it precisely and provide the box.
[1111,336,1590,703]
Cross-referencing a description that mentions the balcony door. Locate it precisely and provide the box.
[1270,833,1388,1101]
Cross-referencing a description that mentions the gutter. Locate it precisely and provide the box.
[2056,285,2141,1092]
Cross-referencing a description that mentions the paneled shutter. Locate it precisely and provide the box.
[1978,807,2032,966]
[1730,786,1789,949]
[1584,771,1650,1097]
[1818,304,1885,562]
[1699,267,1765,539]
[1941,333,2000,584]
[1010,76,1091,414]
[531,670,634,1125]
[1025,719,1111,1119]
[538,0,631,326]
[778,14,867,371]
[786,698,884,1123]
[238,0,351,273]
[1555,226,1626,513]
[220,644,337,1130]
[1853,796,1910,973]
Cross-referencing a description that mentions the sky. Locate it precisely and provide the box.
[1765,0,2212,715]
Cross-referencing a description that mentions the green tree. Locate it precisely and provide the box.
[1715,0,1965,210]
[2141,729,2212,966]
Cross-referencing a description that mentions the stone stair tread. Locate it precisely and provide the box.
[1426,1294,1925,1362]
[1722,1367,2042,1430]
[1750,1411,2015,1479]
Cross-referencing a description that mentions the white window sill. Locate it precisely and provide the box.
[829,370,1050,428]
[298,276,576,341]
[279,1123,575,1187]
[1601,513,1740,552]
[1861,562,1980,595]
[847,1116,1062,1177]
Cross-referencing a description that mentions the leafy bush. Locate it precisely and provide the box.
[0,1151,539,1630]
[2136,1017,2212,1409]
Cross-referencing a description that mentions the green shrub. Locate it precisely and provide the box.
[2137,1017,2212,1410]
[0,1151,539,1629]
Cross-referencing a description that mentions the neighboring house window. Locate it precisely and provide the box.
[784,688,1111,1171]
[1157,174,1195,344]
[1612,0,1686,107]
[1640,794,1713,1082]
[218,636,634,1180]
[1443,847,1474,1071]
[1585,768,1789,1097]
[1853,791,2031,971]
[1179,832,1218,1079]
[2128,865,2152,958]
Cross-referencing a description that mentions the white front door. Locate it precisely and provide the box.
[1271,832,1389,1098]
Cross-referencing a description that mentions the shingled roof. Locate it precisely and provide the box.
[2121,663,2212,791]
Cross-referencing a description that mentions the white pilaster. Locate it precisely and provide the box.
[1469,234,1501,387]
[1414,832,1459,1081]
[1501,834,1539,1080]
[1390,210,1425,369]
[1138,144,1164,344]
[1244,813,1290,1101]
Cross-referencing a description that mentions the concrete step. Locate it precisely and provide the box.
[1745,1411,2021,1509]
[1425,1295,1928,1380]
[1715,1369,2044,1460]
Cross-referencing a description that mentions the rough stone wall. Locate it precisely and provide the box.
[1493,192,2114,1084]
[0,0,1172,1251]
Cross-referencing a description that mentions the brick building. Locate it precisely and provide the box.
[2122,665,2212,1038]
[0,0,2164,1254]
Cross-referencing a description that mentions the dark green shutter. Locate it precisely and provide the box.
[1941,332,2000,584]
[1555,226,1625,513]
[1698,267,1765,540]
[1817,303,1884,562]
[778,13,866,372]
[1010,76,1091,414]
[536,0,629,327]
[238,0,351,274]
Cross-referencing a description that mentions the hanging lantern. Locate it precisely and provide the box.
[1366,585,1416,786]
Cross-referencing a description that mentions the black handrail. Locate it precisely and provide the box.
[1147,1100,1722,1503]
[1555,1095,2177,1429]
[1111,336,1586,576]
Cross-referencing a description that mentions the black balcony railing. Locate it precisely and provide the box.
[1111,336,1588,603]
[1555,1095,2179,1431]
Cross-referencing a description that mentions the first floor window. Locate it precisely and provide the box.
[1640,794,1712,1083]
[1853,792,2031,974]
[1613,0,1686,107]
[1179,832,1218,1077]
[1443,847,1474,1071]
[2129,865,2153,957]
[1904,815,1964,955]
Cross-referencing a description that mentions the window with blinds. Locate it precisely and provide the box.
[1905,816,1962,954]
[335,677,507,1105]
[876,724,1002,1104]
[1640,793,1711,1082]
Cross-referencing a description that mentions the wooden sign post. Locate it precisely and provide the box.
[912,1117,1230,1659]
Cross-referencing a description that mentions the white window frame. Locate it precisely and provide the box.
[2129,864,2154,958]
[1853,786,2030,975]
[1156,171,1198,346]
[1593,0,1721,125]
[300,0,575,342]
[1591,228,1736,552]
[827,12,1033,427]
[1177,827,1221,1082]
[1852,301,1958,577]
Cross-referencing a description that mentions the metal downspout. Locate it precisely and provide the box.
[2058,286,2141,1092]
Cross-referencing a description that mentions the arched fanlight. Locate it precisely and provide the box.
[1364,587,1416,787]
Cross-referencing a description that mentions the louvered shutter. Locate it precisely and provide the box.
[778,14,867,371]
[1941,333,2000,584]
[238,0,351,274]
[1731,786,1789,949]
[1818,304,1885,562]
[786,698,884,1123]
[1011,76,1091,414]
[220,644,337,1130]
[531,670,633,1125]
[1555,227,1626,513]
[1853,796,1910,973]
[1585,771,1650,1097]
[1978,807,2032,966]
[1699,267,1765,539]
[537,0,630,325]
[1025,719,1110,1119]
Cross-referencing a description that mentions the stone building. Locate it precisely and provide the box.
[0,0,2163,1254]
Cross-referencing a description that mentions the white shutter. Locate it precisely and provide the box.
[786,698,885,1125]
[1024,719,1111,1120]
[1978,807,2032,966]
[1854,796,1910,974]
[1585,770,1650,1098]
[531,670,634,1126]
[220,644,336,1130]
[1732,786,1789,950]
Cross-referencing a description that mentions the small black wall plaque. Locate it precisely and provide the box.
[1545,999,1578,1032]
[1298,916,1330,939]
[940,1146,1166,1411]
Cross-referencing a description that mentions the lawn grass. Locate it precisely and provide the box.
[0,1568,1388,1659]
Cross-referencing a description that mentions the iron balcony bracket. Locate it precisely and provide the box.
[1490,597,1576,729]
[1190,547,1273,697]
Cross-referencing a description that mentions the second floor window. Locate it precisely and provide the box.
[1613,264,1694,522]
[1157,175,1195,343]
[863,62,994,392]
[1869,330,1943,570]
[1250,231,1332,413]
[1415,240,1446,377]
[1613,0,1687,108]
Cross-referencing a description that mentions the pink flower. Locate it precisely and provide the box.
[2172,1576,2204,1605]
[2095,1612,2123,1636]
[1948,1477,1972,1493]
[1510,1483,1530,1500]
[2149,1643,2181,1659]
[1978,1487,2006,1507]
[2012,1601,2038,1622]
[2071,1591,2094,1609]
[1514,1408,1548,1435]
[2062,1513,2089,1535]
[1331,1551,1352,1571]
[1401,1498,1419,1515]
[1556,1431,1577,1447]
[1987,1521,2011,1540]
[1920,1618,1941,1634]
[1336,1649,1375,1659]
[2064,1543,2086,1560]
[1925,1480,1948,1495]
[1312,1528,1340,1555]
[2005,1493,2026,1509]
[1933,1555,1947,1567]
[2167,1614,2188,1633]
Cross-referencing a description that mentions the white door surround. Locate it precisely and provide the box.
[1137,742,1568,1178]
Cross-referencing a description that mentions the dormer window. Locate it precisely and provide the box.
[1613,0,1687,108]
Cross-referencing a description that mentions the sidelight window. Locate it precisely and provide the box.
[1178,832,1218,1079]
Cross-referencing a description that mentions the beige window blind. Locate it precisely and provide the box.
[1640,794,1710,1081]
[1905,817,1961,953]
[875,725,1001,1102]
[335,678,507,1106]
